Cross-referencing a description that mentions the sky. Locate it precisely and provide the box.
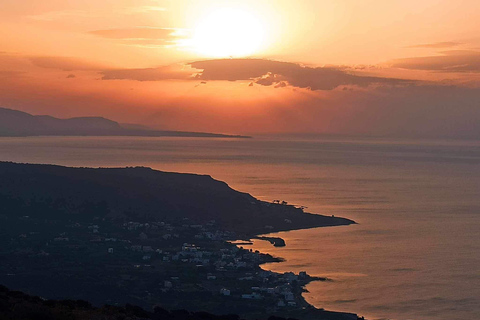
[1,0,480,137]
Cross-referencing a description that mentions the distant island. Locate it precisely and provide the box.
[0,108,249,138]
[0,162,358,320]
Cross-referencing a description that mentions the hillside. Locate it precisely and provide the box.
[0,108,248,138]
[0,162,358,320]
[0,286,359,320]
[0,162,354,235]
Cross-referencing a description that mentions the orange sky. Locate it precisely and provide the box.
[1,0,480,137]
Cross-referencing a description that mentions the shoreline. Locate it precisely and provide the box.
[0,161,360,320]
[232,225,361,320]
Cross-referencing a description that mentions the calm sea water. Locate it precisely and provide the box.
[0,136,479,320]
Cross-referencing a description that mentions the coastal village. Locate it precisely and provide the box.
[1,213,329,319]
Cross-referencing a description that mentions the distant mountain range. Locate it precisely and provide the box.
[0,162,354,234]
[0,108,248,138]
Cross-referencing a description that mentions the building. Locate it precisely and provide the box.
[241,293,262,300]
[131,245,142,252]
[143,246,153,252]
[284,272,298,282]
[284,292,294,301]
[207,273,217,280]
[220,288,231,296]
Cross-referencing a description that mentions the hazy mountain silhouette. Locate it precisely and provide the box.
[0,162,354,234]
[0,108,248,138]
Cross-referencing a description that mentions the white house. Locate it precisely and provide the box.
[220,288,231,296]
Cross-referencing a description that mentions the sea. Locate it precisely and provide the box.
[0,135,478,320]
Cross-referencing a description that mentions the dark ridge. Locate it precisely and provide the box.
[0,162,354,235]
[0,285,361,320]
[0,107,249,138]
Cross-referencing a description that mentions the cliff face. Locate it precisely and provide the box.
[0,162,354,234]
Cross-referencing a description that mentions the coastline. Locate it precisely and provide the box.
[232,226,361,320]
[0,136,477,320]
[0,161,361,320]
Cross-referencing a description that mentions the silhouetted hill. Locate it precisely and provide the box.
[0,108,248,138]
[0,162,354,235]
[0,284,238,320]
[0,285,360,320]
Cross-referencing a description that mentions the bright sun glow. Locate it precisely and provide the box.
[192,8,266,58]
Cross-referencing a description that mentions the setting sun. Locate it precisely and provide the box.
[191,7,266,58]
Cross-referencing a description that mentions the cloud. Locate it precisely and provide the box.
[139,84,480,138]
[1,54,480,139]
[88,27,188,48]
[190,59,412,90]
[89,27,181,40]
[25,6,166,21]
[390,50,480,72]
[98,58,414,90]
[29,56,105,71]
[0,71,25,78]
[407,41,462,49]
[124,6,166,14]
[274,81,288,88]
[101,65,193,81]
[27,10,99,22]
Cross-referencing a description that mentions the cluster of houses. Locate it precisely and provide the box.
[126,242,252,268]
[225,270,310,308]
[121,220,311,310]
[45,218,310,312]
[122,220,236,242]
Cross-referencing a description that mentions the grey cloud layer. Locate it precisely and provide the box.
[101,59,411,90]
[101,66,191,81]
[390,50,480,72]
[407,41,462,49]
[191,59,412,90]
[29,56,105,71]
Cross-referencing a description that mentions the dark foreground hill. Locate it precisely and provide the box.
[0,285,245,320]
[0,162,354,235]
[0,286,360,320]
[0,107,248,138]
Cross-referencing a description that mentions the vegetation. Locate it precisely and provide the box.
[0,162,354,235]
[0,162,358,320]
[0,285,250,320]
